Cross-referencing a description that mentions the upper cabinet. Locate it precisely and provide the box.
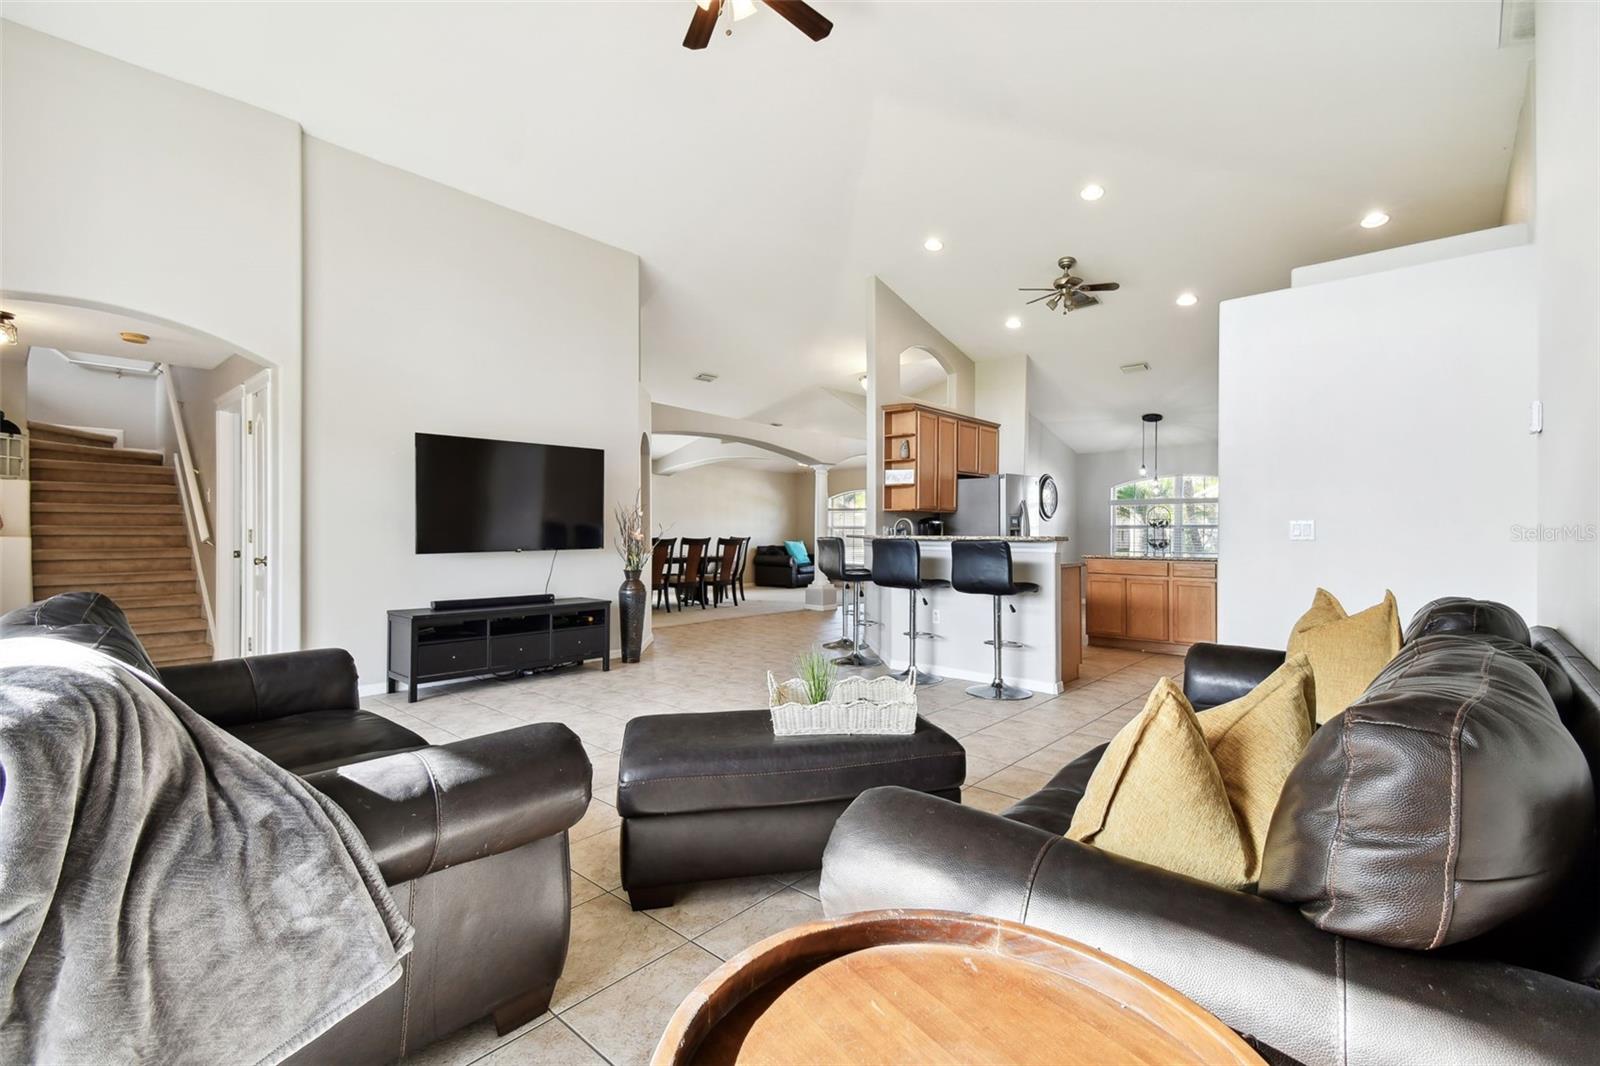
[883,403,1000,513]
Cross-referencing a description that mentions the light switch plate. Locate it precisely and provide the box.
[1289,520,1316,541]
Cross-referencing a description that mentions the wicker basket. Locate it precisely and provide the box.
[767,672,918,736]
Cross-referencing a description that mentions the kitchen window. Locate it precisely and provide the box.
[1110,475,1219,556]
[827,489,867,566]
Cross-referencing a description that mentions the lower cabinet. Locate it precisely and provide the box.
[1085,559,1217,649]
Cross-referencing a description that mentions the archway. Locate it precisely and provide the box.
[897,345,955,407]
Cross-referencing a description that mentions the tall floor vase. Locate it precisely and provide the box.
[619,569,646,663]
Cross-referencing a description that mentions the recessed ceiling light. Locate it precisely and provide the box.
[1119,362,1151,374]
[1004,316,1022,330]
[693,372,718,383]
[923,237,944,252]
[1079,184,1105,201]
[1175,292,1198,307]
[119,331,150,345]
[1360,210,1390,229]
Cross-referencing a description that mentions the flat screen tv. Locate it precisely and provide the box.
[415,432,604,554]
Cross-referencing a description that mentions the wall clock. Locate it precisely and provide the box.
[1038,474,1059,521]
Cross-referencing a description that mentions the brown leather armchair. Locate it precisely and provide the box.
[161,650,591,1063]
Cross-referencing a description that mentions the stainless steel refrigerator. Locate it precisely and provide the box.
[948,474,1033,537]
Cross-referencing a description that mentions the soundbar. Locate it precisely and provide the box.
[430,593,556,611]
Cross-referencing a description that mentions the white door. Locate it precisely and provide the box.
[213,404,243,658]
[240,373,273,655]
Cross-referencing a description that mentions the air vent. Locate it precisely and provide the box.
[694,372,719,383]
[1119,362,1151,374]
[1500,0,1534,46]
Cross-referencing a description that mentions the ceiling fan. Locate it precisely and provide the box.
[1019,256,1121,313]
[683,0,833,49]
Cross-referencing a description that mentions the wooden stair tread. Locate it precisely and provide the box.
[27,421,119,447]
[30,459,174,484]
[135,618,209,636]
[32,480,178,495]
[34,546,190,559]
[34,524,189,534]
[33,502,184,514]
[36,581,198,598]
[97,593,201,610]
[29,440,165,464]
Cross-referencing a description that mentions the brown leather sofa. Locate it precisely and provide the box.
[820,598,1600,1065]
[12,591,591,1065]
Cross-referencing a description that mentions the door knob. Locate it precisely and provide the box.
[254,556,268,567]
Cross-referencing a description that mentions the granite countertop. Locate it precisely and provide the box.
[847,534,1069,542]
[1082,553,1218,562]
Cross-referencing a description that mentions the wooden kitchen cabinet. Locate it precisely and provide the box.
[956,421,980,475]
[1170,579,1218,644]
[1085,558,1217,651]
[881,404,1001,514]
[936,414,958,512]
[977,425,999,475]
[1124,577,1170,642]
[1085,575,1127,637]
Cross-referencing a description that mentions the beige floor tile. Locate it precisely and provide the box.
[961,787,1017,814]
[961,729,1048,766]
[622,875,784,938]
[1076,716,1129,740]
[553,894,685,1012]
[402,1015,549,1066]
[590,753,621,806]
[560,943,722,1065]
[570,871,604,908]
[569,826,622,890]
[483,1018,606,1065]
[570,798,622,843]
[962,753,1009,786]
[975,764,1054,800]
[1013,733,1105,774]
[922,705,996,739]
[694,888,824,961]
[788,870,823,900]
[976,716,1069,751]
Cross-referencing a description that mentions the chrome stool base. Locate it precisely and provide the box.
[833,649,883,668]
[890,665,944,686]
[968,680,1033,701]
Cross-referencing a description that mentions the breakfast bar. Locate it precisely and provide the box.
[869,536,1081,695]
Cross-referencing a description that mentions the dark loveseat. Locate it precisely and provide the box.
[821,598,1600,1065]
[5,593,590,1065]
[753,543,815,587]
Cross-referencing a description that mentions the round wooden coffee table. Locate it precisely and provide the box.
[653,909,1262,1066]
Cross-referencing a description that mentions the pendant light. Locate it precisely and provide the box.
[1139,413,1163,481]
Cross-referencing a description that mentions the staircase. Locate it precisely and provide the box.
[28,421,213,667]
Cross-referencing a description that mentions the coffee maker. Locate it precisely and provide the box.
[916,517,945,536]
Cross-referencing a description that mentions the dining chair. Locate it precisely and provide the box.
[651,539,675,612]
[676,538,711,609]
[732,536,753,604]
[710,539,741,607]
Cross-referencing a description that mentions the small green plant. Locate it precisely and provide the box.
[796,647,836,706]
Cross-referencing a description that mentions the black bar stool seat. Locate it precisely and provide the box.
[817,537,880,667]
[870,538,948,686]
[950,540,1037,701]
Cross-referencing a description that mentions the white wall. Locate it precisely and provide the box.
[974,355,1029,475]
[301,138,641,688]
[24,349,165,449]
[1,23,304,651]
[1025,415,1079,555]
[1217,241,1537,648]
[652,465,813,578]
[0,351,31,611]
[1534,0,1600,659]
[1071,441,1219,559]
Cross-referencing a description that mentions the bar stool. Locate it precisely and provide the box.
[817,537,880,667]
[950,539,1038,701]
[871,537,947,686]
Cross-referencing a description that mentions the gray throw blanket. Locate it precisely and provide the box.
[0,636,413,1065]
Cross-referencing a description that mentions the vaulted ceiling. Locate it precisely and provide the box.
[4,1,1530,451]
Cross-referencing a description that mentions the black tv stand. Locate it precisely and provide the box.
[430,592,555,611]
[387,596,610,702]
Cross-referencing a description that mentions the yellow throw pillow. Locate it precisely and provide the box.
[1287,588,1402,724]
[1066,659,1316,889]
[1195,654,1316,869]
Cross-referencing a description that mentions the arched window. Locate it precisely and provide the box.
[1110,475,1219,556]
[827,489,867,566]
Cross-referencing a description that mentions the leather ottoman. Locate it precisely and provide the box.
[618,709,965,909]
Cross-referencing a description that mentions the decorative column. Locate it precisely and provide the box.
[806,465,836,608]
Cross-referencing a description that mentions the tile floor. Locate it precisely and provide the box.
[363,605,1184,1066]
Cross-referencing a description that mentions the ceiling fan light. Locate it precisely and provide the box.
[730,0,757,20]
[1004,316,1022,330]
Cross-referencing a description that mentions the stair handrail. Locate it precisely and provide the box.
[158,366,211,546]
[159,365,218,654]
